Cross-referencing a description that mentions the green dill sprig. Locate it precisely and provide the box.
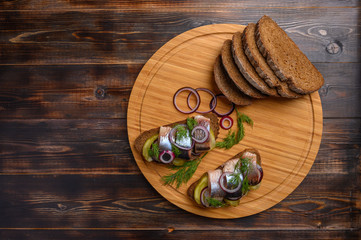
[229,172,242,187]
[148,142,159,159]
[171,144,181,158]
[216,109,253,150]
[187,117,198,131]
[215,130,236,149]
[242,177,250,194]
[206,197,226,207]
[239,157,251,194]
[240,157,250,174]
[176,125,188,139]
[162,152,208,188]
[239,111,253,127]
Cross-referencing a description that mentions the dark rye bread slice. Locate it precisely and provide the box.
[187,148,261,207]
[134,113,219,156]
[255,15,324,94]
[242,23,303,98]
[232,31,279,97]
[221,39,266,99]
[214,55,252,106]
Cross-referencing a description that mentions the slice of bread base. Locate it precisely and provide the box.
[187,148,261,207]
[134,113,219,156]
[221,39,266,99]
[242,23,303,98]
[255,15,324,94]
[232,31,279,97]
[214,55,253,106]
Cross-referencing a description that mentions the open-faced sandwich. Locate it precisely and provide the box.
[188,148,263,208]
[134,113,219,166]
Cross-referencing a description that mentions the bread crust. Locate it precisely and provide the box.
[232,31,279,97]
[255,15,324,94]
[213,55,253,106]
[242,23,302,98]
[220,39,266,99]
[134,113,219,157]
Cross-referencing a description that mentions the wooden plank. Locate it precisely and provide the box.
[0,229,359,240]
[1,0,359,10]
[0,8,359,64]
[0,173,358,229]
[0,63,359,120]
[316,62,361,118]
[0,64,139,119]
[0,118,359,174]
[0,119,139,174]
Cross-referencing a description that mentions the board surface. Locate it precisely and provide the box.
[127,24,323,219]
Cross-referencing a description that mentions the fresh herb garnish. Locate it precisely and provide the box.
[239,112,253,127]
[171,144,181,158]
[175,125,189,140]
[206,197,226,207]
[187,117,198,131]
[234,158,241,173]
[162,152,208,188]
[242,177,250,194]
[215,130,236,149]
[237,157,251,194]
[216,109,253,150]
[148,142,159,160]
[229,172,242,187]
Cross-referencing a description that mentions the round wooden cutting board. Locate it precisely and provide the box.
[127,24,323,219]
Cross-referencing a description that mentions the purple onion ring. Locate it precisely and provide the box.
[168,124,194,151]
[210,94,235,117]
[173,87,200,114]
[187,88,217,114]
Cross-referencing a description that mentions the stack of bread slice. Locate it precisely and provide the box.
[214,15,324,106]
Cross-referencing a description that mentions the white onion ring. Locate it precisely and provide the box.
[187,88,217,114]
[210,94,235,117]
[173,87,200,114]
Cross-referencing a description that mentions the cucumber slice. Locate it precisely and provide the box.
[172,158,186,166]
[142,134,159,162]
[194,173,208,205]
[249,183,261,190]
[209,129,216,150]
[224,198,240,207]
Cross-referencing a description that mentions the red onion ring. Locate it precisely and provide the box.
[168,124,194,151]
[173,87,200,114]
[220,116,233,130]
[191,125,209,143]
[187,88,217,114]
[219,172,242,194]
[226,195,243,201]
[210,94,235,117]
[200,187,211,207]
[159,150,175,164]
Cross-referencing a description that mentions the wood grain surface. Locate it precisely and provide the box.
[127,24,323,218]
[0,0,360,239]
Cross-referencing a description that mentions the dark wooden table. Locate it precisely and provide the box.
[0,1,360,239]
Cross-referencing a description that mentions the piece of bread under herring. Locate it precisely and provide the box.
[134,113,219,158]
[187,148,262,207]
